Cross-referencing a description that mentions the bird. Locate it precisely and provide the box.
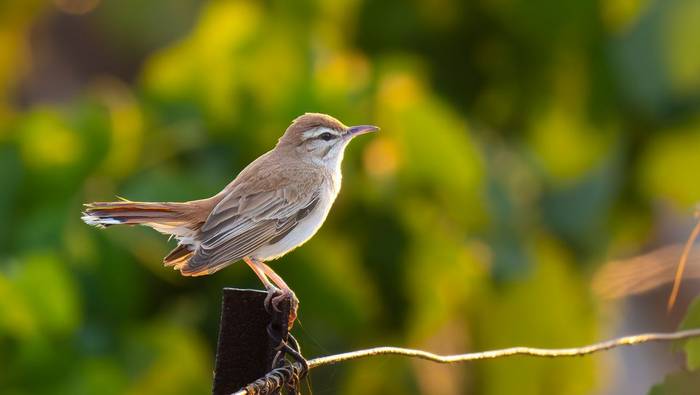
[81,113,378,326]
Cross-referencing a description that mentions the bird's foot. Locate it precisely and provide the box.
[264,286,299,330]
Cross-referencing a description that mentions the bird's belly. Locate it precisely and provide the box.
[251,192,334,261]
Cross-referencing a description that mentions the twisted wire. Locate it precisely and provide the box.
[232,328,700,395]
[255,293,307,395]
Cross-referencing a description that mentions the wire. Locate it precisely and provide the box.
[232,327,700,395]
[668,210,700,311]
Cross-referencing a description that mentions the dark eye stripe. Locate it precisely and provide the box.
[318,132,337,141]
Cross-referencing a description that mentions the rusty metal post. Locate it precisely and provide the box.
[212,288,291,395]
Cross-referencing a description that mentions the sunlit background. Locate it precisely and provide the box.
[1,0,700,394]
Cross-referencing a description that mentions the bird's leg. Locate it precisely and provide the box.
[243,257,299,329]
[243,256,276,290]
[261,261,299,329]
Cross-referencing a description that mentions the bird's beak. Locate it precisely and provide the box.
[345,125,380,138]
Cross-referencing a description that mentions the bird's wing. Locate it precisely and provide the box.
[181,167,323,275]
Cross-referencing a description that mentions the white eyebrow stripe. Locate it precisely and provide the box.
[302,127,341,140]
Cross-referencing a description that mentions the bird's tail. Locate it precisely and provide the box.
[82,199,203,269]
[82,197,221,270]
[81,200,194,228]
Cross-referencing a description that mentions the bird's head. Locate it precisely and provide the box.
[277,113,379,168]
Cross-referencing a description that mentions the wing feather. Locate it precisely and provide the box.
[181,166,325,275]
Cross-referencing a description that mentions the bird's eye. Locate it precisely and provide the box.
[320,132,334,141]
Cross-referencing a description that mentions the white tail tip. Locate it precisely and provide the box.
[81,214,122,228]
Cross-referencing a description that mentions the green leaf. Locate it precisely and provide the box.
[14,253,81,335]
[679,296,700,370]
[648,370,700,395]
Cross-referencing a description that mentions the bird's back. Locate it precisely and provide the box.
[173,149,334,275]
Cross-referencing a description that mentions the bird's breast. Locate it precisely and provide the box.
[251,182,337,261]
[326,165,342,196]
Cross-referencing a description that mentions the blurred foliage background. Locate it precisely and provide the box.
[1,0,700,394]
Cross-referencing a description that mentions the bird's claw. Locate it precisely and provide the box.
[264,287,299,329]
